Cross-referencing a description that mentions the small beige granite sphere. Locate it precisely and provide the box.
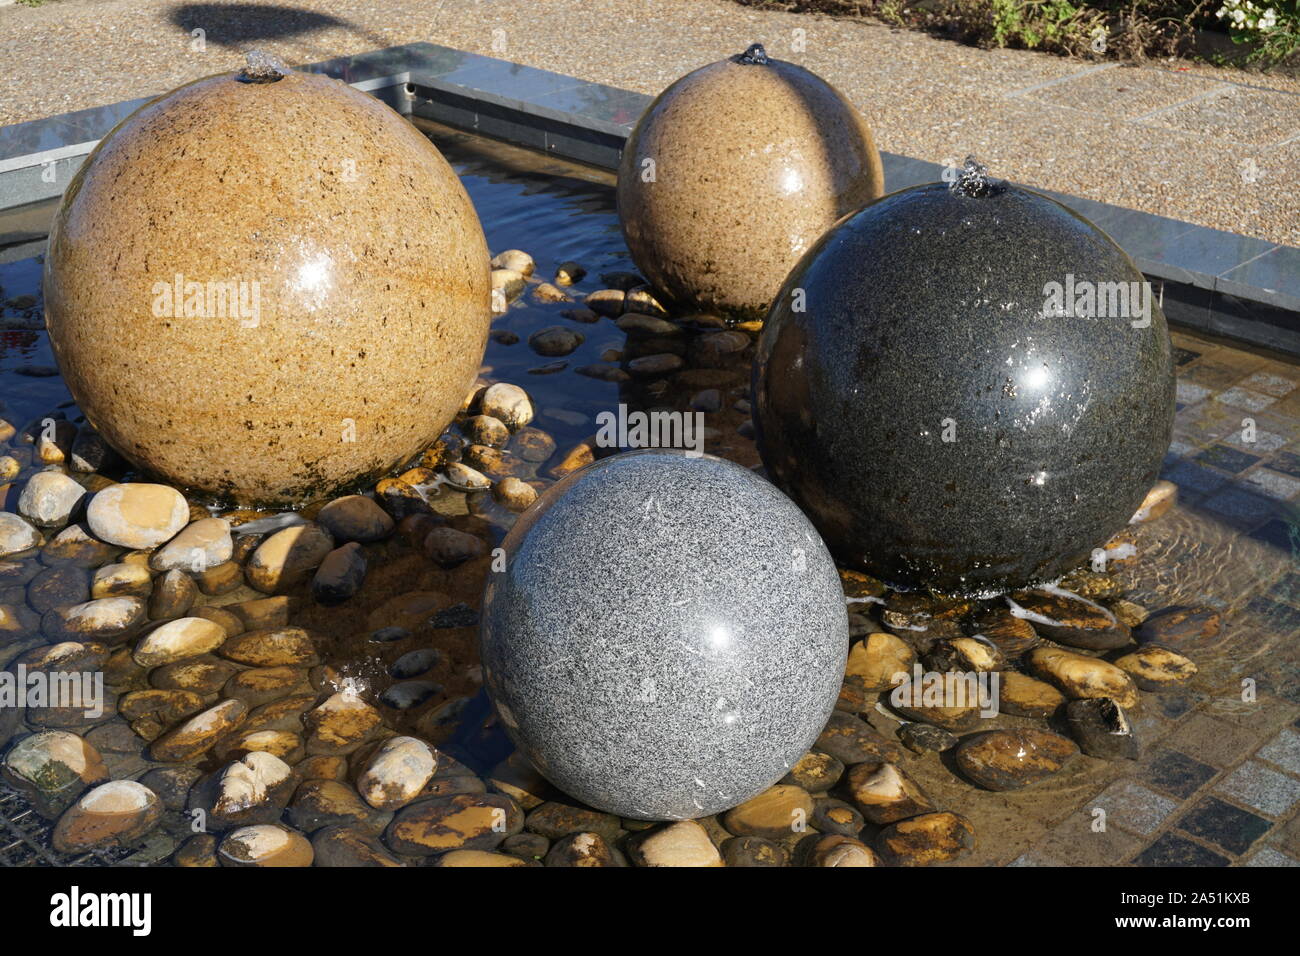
[45,55,491,505]
[617,44,885,320]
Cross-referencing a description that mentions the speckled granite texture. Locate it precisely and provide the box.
[617,45,883,319]
[754,172,1175,596]
[479,449,849,820]
[43,63,491,504]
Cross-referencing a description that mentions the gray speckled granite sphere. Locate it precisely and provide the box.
[479,449,848,820]
[753,164,1174,596]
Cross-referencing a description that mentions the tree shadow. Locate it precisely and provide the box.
[169,2,391,58]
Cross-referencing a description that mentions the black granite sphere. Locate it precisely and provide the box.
[753,163,1174,596]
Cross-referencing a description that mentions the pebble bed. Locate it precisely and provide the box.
[0,125,1236,867]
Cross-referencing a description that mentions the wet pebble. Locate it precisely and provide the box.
[312,824,404,867]
[149,517,232,572]
[27,564,90,614]
[1026,646,1139,710]
[312,542,367,605]
[303,691,384,755]
[423,526,487,568]
[533,281,573,304]
[133,616,227,667]
[380,680,440,710]
[585,288,625,317]
[545,831,625,867]
[794,833,878,867]
[480,382,533,429]
[86,483,189,549]
[780,750,843,792]
[1066,697,1139,760]
[815,711,904,765]
[525,800,621,841]
[149,699,247,762]
[44,596,147,643]
[314,495,394,543]
[288,779,391,832]
[899,722,957,754]
[626,819,722,867]
[0,513,41,557]
[955,729,1079,791]
[246,523,334,593]
[876,811,975,867]
[191,751,297,829]
[529,325,584,357]
[627,353,683,376]
[997,670,1066,717]
[555,260,586,285]
[721,834,789,867]
[846,632,915,691]
[390,648,441,678]
[219,824,314,867]
[385,792,523,855]
[151,656,240,695]
[846,762,934,825]
[17,471,86,528]
[1113,645,1198,690]
[357,736,438,810]
[1138,606,1221,651]
[1008,588,1131,651]
[91,561,152,599]
[148,568,197,620]
[491,249,534,276]
[1130,479,1176,523]
[493,476,538,512]
[722,784,813,839]
[811,797,865,838]
[222,666,309,707]
[52,780,162,852]
[1,730,109,818]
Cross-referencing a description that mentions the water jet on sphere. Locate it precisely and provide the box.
[479,449,849,820]
[753,159,1175,596]
[44,53,491,505]
[617,43,884,320]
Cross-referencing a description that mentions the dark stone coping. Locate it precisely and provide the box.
[0,41,1295,355]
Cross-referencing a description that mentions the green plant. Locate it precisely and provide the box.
[1216,0,1300,64]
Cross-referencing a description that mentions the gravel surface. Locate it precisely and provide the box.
[1,0,1297,244]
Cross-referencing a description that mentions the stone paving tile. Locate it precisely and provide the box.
[1243,469,1300,501]
[1176,795,1274,855]
[1193,444,1260,474]
[1166,714,1271,769]
[1161,459,1231,497]
[1242,846,1300,866]
[1133,832,1232,866]
[1142,85,1300,148]
[1092,779,1179,836]
[1269,451,1300,480]
[1257,728,1300,775]
[1201,484,1284,530]
[1242,371,1299,398]
[1216,761,1300,817]
[1038,807,1146,866]
[1222,428,1290,454]
[1139,748,1220,800]
[1216,386,1280,413]
[1268,808,1300,857]
[1177,382,1215,404]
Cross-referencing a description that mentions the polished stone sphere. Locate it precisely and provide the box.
[617,44,884,320]
[44,58,490,504]
[479,449,848,820]
[753,164,1175,596]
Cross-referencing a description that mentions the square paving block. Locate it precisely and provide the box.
[1173,346,1201,366]
[1140,748,1219,799]
[1246,517,1300,554]
[1222,427,1290,454]
[1216,761,1300,817]
[1257,728,1300,775]
[1161,460,1230,496]
[1193,444,1261,474]
[1182,360,1260,392]
[1201,485,1282,529]
[1268,451,1300,480]
[1091,779,1179,835]
[1038,807,1145,865]
[1177,795,1274,855]
[1243,846,1300,866]
[1177,382,1215,404]
[1133,833,1231,866]
[1216,387,1278,413]
[1242,370,1298,398]
[1166,713,1269,768]
[1244,469,1300,502]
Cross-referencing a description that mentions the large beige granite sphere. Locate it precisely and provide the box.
[617,44,885,320]
[45,56,491,505]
